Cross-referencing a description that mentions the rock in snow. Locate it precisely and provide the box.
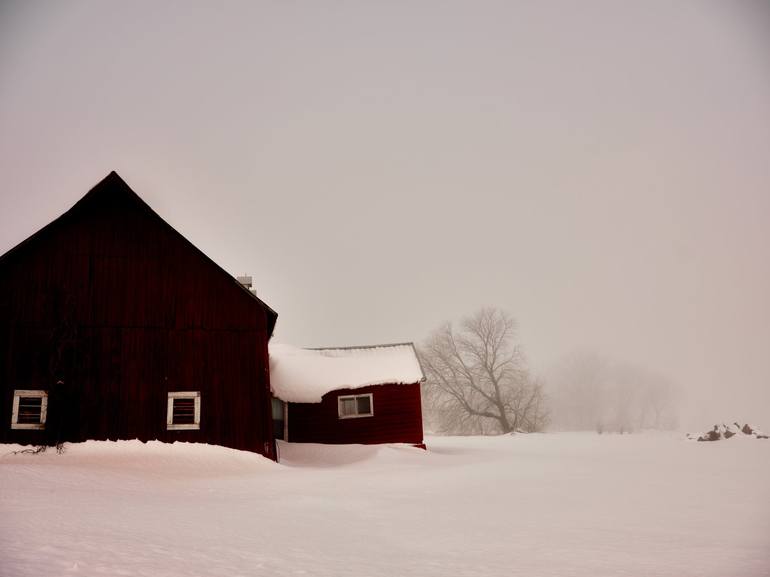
[687,423,768,442]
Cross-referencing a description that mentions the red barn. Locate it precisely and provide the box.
[0,172,278,458]
[269,343,425,447]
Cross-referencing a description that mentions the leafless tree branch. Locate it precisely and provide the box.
[419,308,549,435]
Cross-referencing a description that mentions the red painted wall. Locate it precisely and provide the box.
[0,173,277,457]
[287,382,424,445]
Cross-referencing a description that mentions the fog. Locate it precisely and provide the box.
[1,0,768,430]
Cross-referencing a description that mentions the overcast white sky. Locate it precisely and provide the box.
[1,0,769,428]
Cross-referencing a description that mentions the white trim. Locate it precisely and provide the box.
[167,391,201,430]
[337,393,374,419]
[11,390,48,430]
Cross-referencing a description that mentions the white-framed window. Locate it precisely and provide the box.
[11,390,48,430]
[338,393,374,419]
[167,391,201,430]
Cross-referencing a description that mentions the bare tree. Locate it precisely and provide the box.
[642,375,681,430]
[546,351,608,432]
[546,351,682,433]
[419,308,548,434]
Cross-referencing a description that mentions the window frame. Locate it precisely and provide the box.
[11,390,48,430]
[167,391,201,430]
[337,393,374,419]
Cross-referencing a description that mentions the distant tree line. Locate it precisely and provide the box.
[546,352,681,433]
[418,308,681,435]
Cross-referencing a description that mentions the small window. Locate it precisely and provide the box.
[167,392,200,430]
[11,390,48,430]
[338,393,373,419]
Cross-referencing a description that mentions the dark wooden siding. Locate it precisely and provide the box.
[0,173,276,457]
[287,383,423,445]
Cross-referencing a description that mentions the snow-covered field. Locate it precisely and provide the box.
[1,433,768,577]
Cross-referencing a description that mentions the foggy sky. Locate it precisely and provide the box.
[1,0,769,429]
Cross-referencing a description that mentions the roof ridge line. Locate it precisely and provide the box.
[306,342,416,351]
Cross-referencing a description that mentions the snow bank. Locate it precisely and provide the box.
[269,342,424,403]
[1,439,277,477]
[276,440,426,468]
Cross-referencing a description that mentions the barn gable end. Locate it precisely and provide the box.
[0,172,277,457]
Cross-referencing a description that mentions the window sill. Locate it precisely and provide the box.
[11,423,45,430]
[167,424,200,431]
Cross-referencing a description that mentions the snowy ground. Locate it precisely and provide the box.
[1,433,768,577]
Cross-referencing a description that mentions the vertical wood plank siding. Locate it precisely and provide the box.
[0,174,276,457]
[288,383,424,445]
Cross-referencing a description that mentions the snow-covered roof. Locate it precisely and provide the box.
[269,342,425,403]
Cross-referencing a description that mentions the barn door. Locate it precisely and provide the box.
[271,398,287,441]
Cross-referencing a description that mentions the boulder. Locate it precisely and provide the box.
[741,423,754,435]
[697,426,721,442]
[689,422,768,441]
[741,423,768,439]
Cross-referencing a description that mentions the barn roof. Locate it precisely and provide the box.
[0,171,278,335]
[269,342,426,403]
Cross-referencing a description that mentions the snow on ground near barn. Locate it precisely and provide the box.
[1,434,769,577]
